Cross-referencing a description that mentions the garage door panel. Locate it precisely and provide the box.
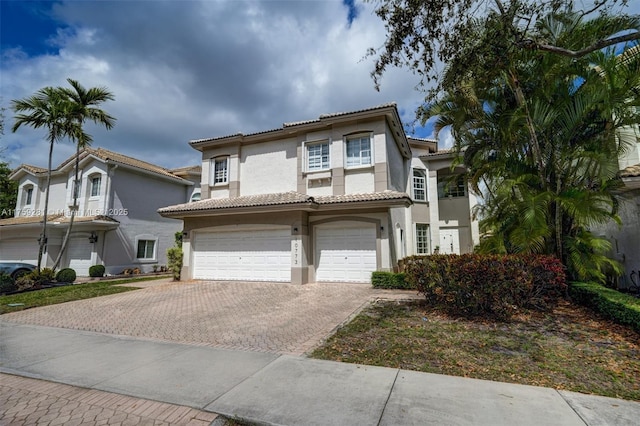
[0,239,39,264]
[316,225,377,283]
[193,229,291,282]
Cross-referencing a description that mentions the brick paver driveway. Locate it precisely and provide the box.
[1,280,417,355]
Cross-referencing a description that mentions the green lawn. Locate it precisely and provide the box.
[311,299,640,401]
[0,276,163,314]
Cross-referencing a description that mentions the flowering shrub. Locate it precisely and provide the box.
[403,254,567,319]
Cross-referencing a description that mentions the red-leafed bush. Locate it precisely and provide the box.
[403,254,566,320]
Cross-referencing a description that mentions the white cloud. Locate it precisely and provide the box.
[1,0,428,169]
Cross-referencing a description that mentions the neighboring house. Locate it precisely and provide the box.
[0,148,200,276]
[159,103,479,284]
[594,146,640,290]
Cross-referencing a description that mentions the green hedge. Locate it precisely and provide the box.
[371,271,414,289]
[570,282,640,333]
[55,268,76,283]
[89,265,106,277]
[403,254,567,320]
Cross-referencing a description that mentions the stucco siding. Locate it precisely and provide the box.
[344,169,375,193]
[240,138,297,195]
[107,167,188,272]
[386,128,407,191]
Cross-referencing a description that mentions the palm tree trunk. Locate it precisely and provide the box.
[37,135,54,272]
[53,144,80,270]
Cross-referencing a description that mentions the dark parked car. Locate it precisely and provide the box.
[0,262,36,280]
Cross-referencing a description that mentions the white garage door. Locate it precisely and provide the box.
[0,239,39,264]
[315,224,377,283]
[68,238,94,276]
[193,229,291,282]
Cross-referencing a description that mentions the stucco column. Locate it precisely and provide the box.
[428,170,440,253]
[290,213,310,285]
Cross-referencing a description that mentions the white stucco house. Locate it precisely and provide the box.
[0,147,200,276]
[594,147,640,290]
[159,103,479,284]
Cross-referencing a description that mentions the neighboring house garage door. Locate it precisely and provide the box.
[193,229,291,282]
[315,223,377,283]
[68,237,94,276]
[0,239,38,264]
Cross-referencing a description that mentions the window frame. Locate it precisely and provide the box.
[90,175,101,198]
[135,238,157,262]
[412,169,427,202]
[344,133,373,169]
[190,191,201,202]
[305,140,331,172]
[415,223,430,255]
[211,157,229,186]
[437,174,466,198]
[24,186,34,206]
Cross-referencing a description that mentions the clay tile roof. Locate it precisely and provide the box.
[313,191,411,204]
[159,191,313,213]
[170,165,202,175]
[621,163,640,178]
[12,164,48,175]
[192,103,400,144]
[158,190,411,215]
[0,214,64,226]
[0,214,120,227]
[50,215,120,224]
[82,147,181,180]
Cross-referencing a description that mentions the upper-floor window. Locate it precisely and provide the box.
[24,186,34,205]
[413,169,427,201]
[306,142,330,171]
[438,174,466,198]
[345,135,371,168]
[211,157,229,185]
[190,191,201,202]
[90,176,101,197]
[416,224,430,254]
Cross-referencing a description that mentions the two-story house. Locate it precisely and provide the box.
[0,148,200,276]
[159,103,479,284]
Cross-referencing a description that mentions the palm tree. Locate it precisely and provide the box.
[52,79,115,270]
[428,9,640,282]
[12,87,81,271]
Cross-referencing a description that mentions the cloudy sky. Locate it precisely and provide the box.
[2,0,638,171]
[1,0,441,170]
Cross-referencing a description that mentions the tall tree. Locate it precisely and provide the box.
[427,8,640,281]
[368,0,638,104]
[0,159,18,219]
[52,79,115,270]
[12,87,82,271]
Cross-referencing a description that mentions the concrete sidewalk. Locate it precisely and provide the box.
[1,321,638,426]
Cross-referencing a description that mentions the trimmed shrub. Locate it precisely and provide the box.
[55,268,76,283]
[403,253,567,320]
[167,247,183,281]
[0,273,17,294]
[570,282,640,333]
[371,271,414,289]
[89,264,106,278]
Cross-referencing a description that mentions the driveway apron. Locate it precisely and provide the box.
[1,280,417,355]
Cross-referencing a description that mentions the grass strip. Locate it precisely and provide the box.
[311,300,640,401]
[0,276,163,314]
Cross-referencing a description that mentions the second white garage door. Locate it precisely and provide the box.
[68,237,94,276]
[0,239,39,264]
[193,229,291,282]
[315,224,377,283]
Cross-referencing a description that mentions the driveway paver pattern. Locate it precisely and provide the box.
[0,373,218,426]
[1,280,419,355]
